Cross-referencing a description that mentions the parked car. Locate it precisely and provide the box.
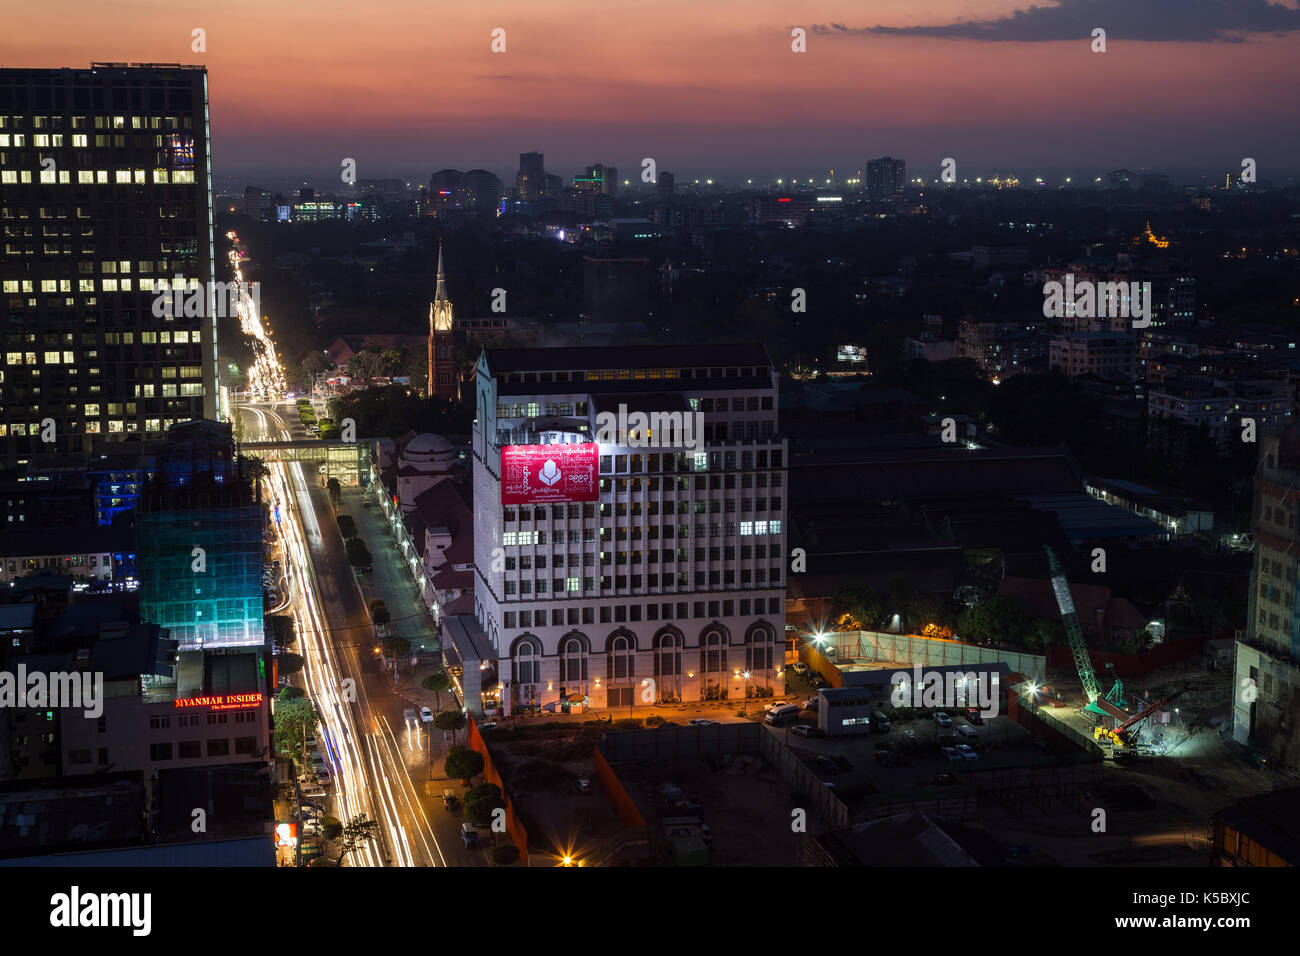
[688,719,719,727]
[935,772,957,785]
[955,744,979,761]
[815,755,839,775]
[934,711,953,728]
[790,662,808,676]
[875,749,898,767]
[460,822,479,848]
[790,724,814,738]
[420,706,434,723]
[301,783,327,799]
[802,698,819,711]
[811,674,829,689]
[941,746,962,762]
[964,708,984,725]
[479,721,498,731]
[577,778,593,794]
[442,789,457,810]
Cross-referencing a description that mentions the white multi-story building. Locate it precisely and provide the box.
[453,344,787,716]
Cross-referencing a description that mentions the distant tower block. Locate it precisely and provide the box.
[428,243,458,400]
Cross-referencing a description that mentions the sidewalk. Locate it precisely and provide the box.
[342,486,440,657]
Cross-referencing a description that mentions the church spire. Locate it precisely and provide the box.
[435,241,448,302]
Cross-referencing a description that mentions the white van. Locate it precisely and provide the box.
[956,724,980,742]
[766,703,800,725]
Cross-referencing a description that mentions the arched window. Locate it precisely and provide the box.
[745,622,774,673]
[560,632,588,682]
[699,626,728,680]
[654,630,681,677]
[606,630,635,680]
[512,636,541,685]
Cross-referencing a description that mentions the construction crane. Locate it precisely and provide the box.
[1045,546,1104,711]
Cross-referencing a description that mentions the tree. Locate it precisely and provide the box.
[241,454,269,486]
[958,597,1031,647]
[466,790,506,829]
[490,844,520,867]
[832,584,884,631]
[336,514,357,539]
[321,815,343,841]
[444,746,483,783]
[345,537,372,571]
[327,477,341,505]
[382,635,410,658]
[278,652,305,677]
[301,351,330,388]
[434,709,467,743]
[334,813,380,866]
[279,685,305,701]
[274,696,319,766]
[268,614,296,648]
[422,671,450,709]
[379,347,405,375]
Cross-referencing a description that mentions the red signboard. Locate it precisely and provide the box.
[501,443,599,505]
[174,692,265,711]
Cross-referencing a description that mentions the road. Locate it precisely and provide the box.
[239,400,484,866]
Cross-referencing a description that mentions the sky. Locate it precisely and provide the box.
[5,0,1300,188]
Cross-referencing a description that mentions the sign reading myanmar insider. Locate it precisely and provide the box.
[501,443,599,505]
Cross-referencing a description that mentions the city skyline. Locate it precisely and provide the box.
[5,0,1300,185]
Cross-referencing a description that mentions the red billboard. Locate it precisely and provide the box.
[501,443,599,505]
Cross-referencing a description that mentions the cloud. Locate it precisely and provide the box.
[812,0,1300,42]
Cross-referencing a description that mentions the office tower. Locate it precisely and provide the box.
[658,171,675,201]
[516,151,544,201]
[456,169,504,214]
[0,64,217,467]
[427,244,456,400]
[575,163,617,195]
[460,344,787,716]
[429,169,460,216]
[866,156,906,201]
[1234,426,1300,769]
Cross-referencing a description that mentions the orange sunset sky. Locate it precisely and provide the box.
[4,0,1299,185]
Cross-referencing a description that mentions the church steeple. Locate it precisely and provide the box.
[435,241,448,302]
[428,242,457,400]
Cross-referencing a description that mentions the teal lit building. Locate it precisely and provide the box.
[136,421,265,651]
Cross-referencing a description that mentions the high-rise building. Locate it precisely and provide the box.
[0,64,218,467]
[658,171,675,201]
[1234,426,1300,768]
[457,344,787,716]
[575,163,617,195]
[455,169,504,214]
[429,169,460,216]
[866,156,906,201]
[516,151,544,201]
[427,244,457,400]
